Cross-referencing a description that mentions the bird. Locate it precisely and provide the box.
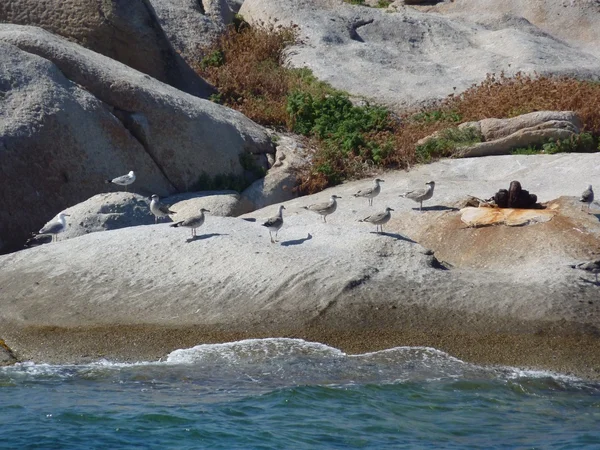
[400,181,436,211]
[580,185,594,212]
[571,260,600,282]
[359,207,394,233]
[105,170,136,191]
[262,205,285,243]
[38,212,70,242]
[353,178,384,206]
[150,194,176,224]
[171,208,209,238]
[302,195,341,223]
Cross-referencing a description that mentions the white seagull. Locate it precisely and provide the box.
[262,205,285,243]
[400,181,436,211]
[106,170,136,191]
[302,195,341,223]
[359,207,394,233]
[38,212,70,242]
[171,208,209,238]
[353,178,384,206]
[150,194,176,224]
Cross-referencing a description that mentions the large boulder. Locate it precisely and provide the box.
[1,154,599,377]
[0,26,274,253]
[239,0,600,109]
[0,0,211,97]
[150,0,234,66]
[429,0,600,60]
[418,111,584,157]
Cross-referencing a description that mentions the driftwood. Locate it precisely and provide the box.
[493,181,541,209]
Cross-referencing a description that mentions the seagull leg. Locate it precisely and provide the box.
[269,231,274,243]
[324,215,327,223]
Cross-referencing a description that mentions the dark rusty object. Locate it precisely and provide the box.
[492,180,540,209]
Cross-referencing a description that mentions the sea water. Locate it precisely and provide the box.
[1,338,599,449]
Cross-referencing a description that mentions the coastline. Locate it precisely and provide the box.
[4,311,600,381]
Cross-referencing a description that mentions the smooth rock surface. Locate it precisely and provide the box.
[0,0,211,96]
[239,0,600,109]
[1,154,599,377]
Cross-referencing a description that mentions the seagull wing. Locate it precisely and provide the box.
[580,188,594,202]
[158,202,176,215]
[354,187,374,197]
[262,216,282,228]
[39,221,64,234]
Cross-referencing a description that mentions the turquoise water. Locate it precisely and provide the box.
[1,339,599,449]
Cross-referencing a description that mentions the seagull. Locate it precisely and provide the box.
[580,185,594,212]
[353,178,384,206]
[302,195,341,223]
[150,194,176,224]
[571,260,600,282]
[38,212,70,242]
[105,170,136,191]
[400,181,436,211]
[171,208,209,238]
[262,205,285,243]
[359,207,394,233]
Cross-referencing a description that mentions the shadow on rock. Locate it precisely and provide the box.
[415,205,460,212]
[186,233,227,243]
[371,232,417,243]
[280,233,313,247]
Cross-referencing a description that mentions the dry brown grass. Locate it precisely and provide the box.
[194,26,600,194]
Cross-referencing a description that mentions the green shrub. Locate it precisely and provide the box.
[512,132,596,155]
[200,50,224,69]
[415,126,482,162]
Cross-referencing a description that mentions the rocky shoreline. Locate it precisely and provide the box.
[1,154,598,379]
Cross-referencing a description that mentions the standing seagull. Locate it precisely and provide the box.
[38,212,70,242]
[171,208,209,238]
[359,207,394,233]
[400,181,436,211]
[302,195,341,223]
[150,194,176,224]
[580,185,594,212]
[571,260,600,282]
[105,170,136,191]
[262,205,286,243]
[353,178,384,206]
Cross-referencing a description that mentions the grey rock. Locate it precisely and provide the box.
[239,134,305,212]
[0,0,212,97]
[58,193,156,242]
[419,111,584,157]
[169,191,245,218]
[239,0,600,109]
[0,41,173,253]
[150,0,234,67]
[0,26,274,252]
[0,339,16,366]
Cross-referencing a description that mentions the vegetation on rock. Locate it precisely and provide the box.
[195,25,600,194]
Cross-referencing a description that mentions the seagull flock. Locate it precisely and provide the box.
[33,171,598,281]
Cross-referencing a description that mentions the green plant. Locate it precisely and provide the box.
[200,50,225,69]
[511,132,596,155]
[191,171,249,192]
[411,109,462,124]
[377,0,392,7]
[208,92,223,104]
[511,145,543,155]
[239,152,267,178]
[415,126,482,162]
